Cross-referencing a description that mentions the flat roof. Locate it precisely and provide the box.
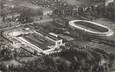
[22,33,52,50]
[36,30,62,41]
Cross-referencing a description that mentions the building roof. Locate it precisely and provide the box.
[22,34,51,50]
[47,33,62,41]
[65,0,105,7]
[36,30,62,41]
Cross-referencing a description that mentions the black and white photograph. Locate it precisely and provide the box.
[0,0,115,72]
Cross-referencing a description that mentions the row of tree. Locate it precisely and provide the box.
[1,47,114,72]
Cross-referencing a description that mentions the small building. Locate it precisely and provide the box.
[8,37,22,48]
[12,41,21,48]
[46,33,63,48]
[42,8,53,16]
[105,0,114,6]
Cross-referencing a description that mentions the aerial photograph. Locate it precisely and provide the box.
[0,0,115,72]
